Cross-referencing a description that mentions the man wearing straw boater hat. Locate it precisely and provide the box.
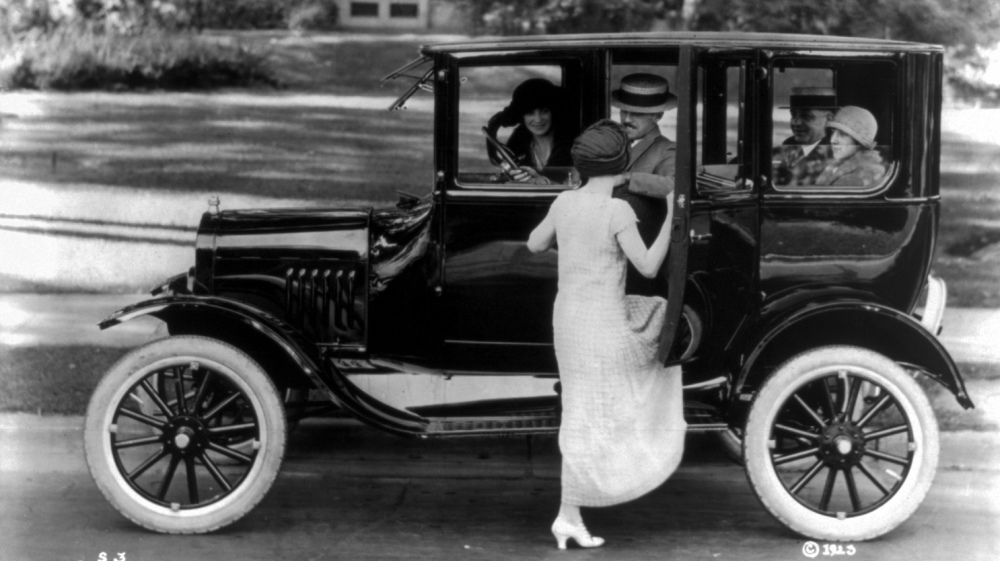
[610,72,677,295]
[775,86,838,186]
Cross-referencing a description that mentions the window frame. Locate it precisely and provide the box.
[764,52,902,197]
[449,52,591,192]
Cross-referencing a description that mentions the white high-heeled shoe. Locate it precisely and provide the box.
[551,517,605,550]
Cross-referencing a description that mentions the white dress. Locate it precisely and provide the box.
[548,189,686,507]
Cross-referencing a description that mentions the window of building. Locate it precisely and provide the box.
[390,3,419,18]
[770,60,896,192]
[350,2,379,17]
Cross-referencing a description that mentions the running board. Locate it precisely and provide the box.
[425,414,560,436]
[410,396,727,437]
[412,395,561,436]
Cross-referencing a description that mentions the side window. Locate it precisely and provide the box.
[457,64,578,188]
[771,60,896,192]
[696,61,745,192]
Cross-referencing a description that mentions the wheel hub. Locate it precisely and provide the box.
[174,428,194,449]
[820,423,865,467]
[165,416,208,456]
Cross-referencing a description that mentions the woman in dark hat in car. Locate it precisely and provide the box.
[486,78,576,184]
[814,105,887,188]
[527,120,685,550]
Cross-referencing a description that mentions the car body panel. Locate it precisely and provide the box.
[101,33,971,443]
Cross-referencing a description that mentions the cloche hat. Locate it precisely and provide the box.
[571,119,630,178]
[611,73,677,113]
[826,105,878,149]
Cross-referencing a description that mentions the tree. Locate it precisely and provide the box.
[690,0,999,51]
[477,0,683,35]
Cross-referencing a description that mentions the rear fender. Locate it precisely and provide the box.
[736,302,974,410]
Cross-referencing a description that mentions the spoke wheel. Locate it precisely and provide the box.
[85,336,286,533]
[744,346,938,541]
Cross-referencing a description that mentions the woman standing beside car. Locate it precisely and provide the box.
[527,120,685,549]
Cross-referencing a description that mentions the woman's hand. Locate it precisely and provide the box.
[511,167,552,185]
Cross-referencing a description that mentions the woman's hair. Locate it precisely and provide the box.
[571,119,630,178]
[502,78,563,124]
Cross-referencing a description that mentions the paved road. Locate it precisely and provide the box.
[1,414,998,561]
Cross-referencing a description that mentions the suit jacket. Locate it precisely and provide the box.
[613,126,674,296]
[774,137,831,187]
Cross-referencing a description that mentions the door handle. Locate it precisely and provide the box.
[690,229,713,241]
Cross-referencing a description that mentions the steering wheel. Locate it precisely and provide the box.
[482,126,520,181]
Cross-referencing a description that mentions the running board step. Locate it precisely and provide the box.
[426,414,560,436]
[412,396,561,436]
[411,396,727,436]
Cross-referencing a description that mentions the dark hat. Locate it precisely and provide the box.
[611,73,677,113]
[571,119,630,178]
[502,78,563,122]
[781,87,838,110]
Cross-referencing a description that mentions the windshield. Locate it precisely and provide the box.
[382,55,434,111]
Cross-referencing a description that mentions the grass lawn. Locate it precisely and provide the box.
[1,31,998,304]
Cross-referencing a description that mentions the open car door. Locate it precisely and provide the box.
[658,46,695,364]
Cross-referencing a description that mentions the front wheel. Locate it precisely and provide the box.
[84,336,286,533]
[744,346,938,541]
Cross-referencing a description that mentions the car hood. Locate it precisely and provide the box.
[204,207,371,258]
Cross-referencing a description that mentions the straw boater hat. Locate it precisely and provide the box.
[781,86,838,110]
[826,105,878,150]
[611,73,677,113]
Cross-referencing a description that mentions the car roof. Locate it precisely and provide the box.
[421,31,941,55]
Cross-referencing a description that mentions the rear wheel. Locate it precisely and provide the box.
[744,346,938,541]
[84,336,286,533]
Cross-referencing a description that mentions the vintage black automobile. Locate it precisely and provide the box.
[85,32,974,541]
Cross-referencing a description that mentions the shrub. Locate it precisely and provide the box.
[0,25,279,91]
[195,0,287,30]
[478,0,662,36]
[288,2,339,31]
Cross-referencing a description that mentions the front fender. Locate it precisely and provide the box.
[736,302,974,410]
[101,295,327,393]
[101,295,431,434]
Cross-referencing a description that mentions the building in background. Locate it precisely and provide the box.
[334,0,429,29]
[333,0,470,31]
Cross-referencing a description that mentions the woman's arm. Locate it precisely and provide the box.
[527,212,556,253]
[617,193,675,278]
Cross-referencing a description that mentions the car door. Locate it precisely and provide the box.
[438,51,598,373]
[682,49,761,377]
